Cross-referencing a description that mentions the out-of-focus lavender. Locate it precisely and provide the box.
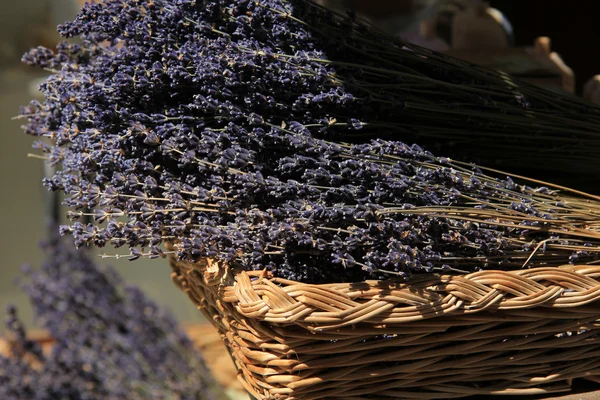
[0,234,224,400]
[19,0,600,283]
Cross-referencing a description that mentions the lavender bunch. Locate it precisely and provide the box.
[20,0,600,283]
[23,0,600,185]
[0,236,224,400]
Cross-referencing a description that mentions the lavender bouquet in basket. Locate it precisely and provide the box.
[25,0,600,184]
[20,0,600,284]
[0,233,225,400]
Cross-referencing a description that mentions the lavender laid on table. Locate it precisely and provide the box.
[20,0,600,284]
[0,234,225,400]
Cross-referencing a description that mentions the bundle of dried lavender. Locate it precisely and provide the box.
[19,0,600,283]
[0,234,225,400]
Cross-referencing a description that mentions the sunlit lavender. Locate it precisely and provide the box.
[20,0,600,283]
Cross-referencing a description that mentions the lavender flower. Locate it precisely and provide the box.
[20,0,600,283]
[0,235,224,400]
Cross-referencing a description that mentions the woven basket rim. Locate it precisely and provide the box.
[173,258,600,331]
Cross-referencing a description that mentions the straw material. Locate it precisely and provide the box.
[170,257,600,399]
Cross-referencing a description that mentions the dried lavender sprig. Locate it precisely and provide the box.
[0,235,225,400]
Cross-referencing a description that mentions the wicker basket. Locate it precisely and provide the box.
[170,256,600,399]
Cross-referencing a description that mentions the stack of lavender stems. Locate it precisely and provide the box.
[19,0,600,284]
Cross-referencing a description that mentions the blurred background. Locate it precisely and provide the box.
[1,0,599,330]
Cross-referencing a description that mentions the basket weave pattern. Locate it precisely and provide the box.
[170,258,600,399]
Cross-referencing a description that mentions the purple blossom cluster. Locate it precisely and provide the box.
[0,235,223,400]
[21,0,600,283]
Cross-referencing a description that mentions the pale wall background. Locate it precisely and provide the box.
[0,0,204,330]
